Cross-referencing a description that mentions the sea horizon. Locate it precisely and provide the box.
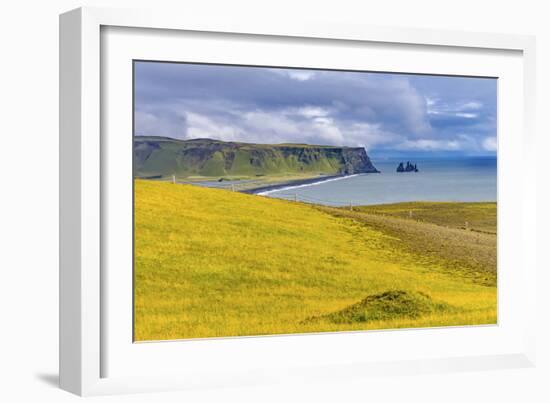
[261,156,497,206]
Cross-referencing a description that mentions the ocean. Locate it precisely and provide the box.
[261,157,497,207]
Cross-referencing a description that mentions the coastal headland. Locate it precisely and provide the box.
[134,136,379,191]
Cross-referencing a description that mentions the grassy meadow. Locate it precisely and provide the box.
[352,202,497,234]
[180,172,333,192]
[134,180,497,341]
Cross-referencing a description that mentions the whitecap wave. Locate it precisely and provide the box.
[258,174,361,196]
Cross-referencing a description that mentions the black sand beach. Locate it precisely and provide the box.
[240,174,347,194]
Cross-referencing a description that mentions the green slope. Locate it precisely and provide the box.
[354,201,497,234]
[134,180,496,341]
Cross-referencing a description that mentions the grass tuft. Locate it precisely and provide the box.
[305,290,453,324]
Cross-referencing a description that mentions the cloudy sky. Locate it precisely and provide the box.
[134,61,497,158]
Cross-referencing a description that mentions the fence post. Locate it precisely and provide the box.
[172,174,176,184]
[349,201,353,211]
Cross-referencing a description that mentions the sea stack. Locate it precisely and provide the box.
[396,161,419,172]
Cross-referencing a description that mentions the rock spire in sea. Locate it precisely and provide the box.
[396,161,419,172]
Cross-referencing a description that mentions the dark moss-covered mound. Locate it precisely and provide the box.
[305,290,452,324]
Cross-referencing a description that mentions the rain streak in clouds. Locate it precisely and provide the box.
[134,62,497,157]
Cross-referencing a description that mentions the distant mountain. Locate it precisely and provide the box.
[134,136,379,178]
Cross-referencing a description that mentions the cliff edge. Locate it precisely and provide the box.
[134,136,379,178]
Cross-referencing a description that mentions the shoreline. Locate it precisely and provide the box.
[241,174,357,195]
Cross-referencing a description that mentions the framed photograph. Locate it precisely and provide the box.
[60,7,537,396]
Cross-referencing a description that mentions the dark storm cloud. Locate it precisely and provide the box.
[134,61,497,155]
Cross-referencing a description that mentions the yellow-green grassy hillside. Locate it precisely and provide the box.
[134,180,496,341]
[352,202,497,234]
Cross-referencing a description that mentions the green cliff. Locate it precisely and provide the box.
[134,136,379,178]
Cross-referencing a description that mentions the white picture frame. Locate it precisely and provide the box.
[59,6,538,396]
